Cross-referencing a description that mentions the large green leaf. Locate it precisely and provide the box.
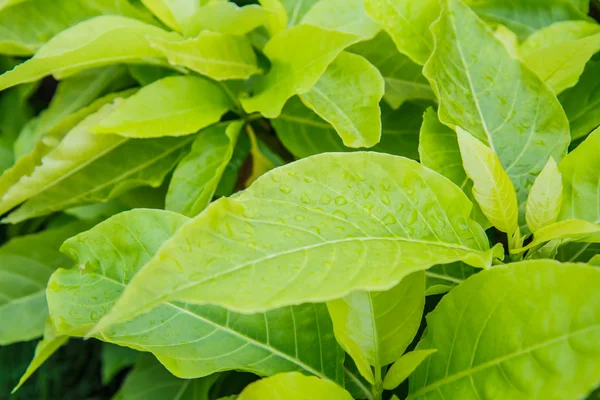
[327,272,425,384]
[525,157,563,233]
[408,260,600,399]
[0,222,86,345]
[101,344,140,384]
[91,152,501,333]
[363,0,439,65]
[149,32,260,81]
[464,0,589,40]
[14,65,133,158]
[418,108,488,228]
[559,60,600,140]
[166,121,242,217]
[93,76,232,138]
[0,16,177,91]
[299,52,384,148]
[184,2,269,36]
[300,0,379,38]
[114,354,218,400]
[240,24,359,118]
[424,0,571,232]
[520,21,600,94]
[0,0,154,56]
[48,210,345,382]
[456,128,519,241]
[273,98,425,159]
[0,104,193,223]
[556,242,600,262]
[559,127,600,222]
[237,372,353,400]
[350,32,435,109]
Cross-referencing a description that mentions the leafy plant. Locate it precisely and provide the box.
[0,0,600,399]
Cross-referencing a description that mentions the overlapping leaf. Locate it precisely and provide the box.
[237,372,353,400]
[559,60,600,140]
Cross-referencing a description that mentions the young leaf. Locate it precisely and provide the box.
[0,222,86,345]
[240,24,359,118]
[184,2,271,37]
[464,0,589,40]
[456,128,519,238]
[518,219,600,253]
[11,320,67,393]
[113,354,219,400]
[559,127,600,222]
[48,210,345,383]
[166,121,243,217]
[521,21,600,94]
[425,262,478,296]
[277,0,319,27]
[274,98,425,159]
[409,260,600,399]
[559,60,600,140]
[363,0,440,65]
[149,32,260,81]
[419,109,488,229]
[327,272,425,383]
[91,152,501,333]
[299,52,384,148]
[301,0,380,38]
[526,157,563,233]
[0,0,154,56]
[382,349,436,390]
[101,344,140,384]
[0,16,178,91]
[0,104,194,223]
[424,0,570,232]
[140,0,200,31]
[237,372,353,400]
[93,76,232,138]
[350,32,435,109]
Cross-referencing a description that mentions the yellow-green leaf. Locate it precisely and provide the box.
[382,349,436,390]
[456,127,519,237]
[93,76,232,138]
[517,219,600,253]
[237,372,353,400]
[526,157,563,233]
[301,0,379,38]
[140,0,200,31]
[184,2,271,37]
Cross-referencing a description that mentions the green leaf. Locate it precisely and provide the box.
[166,121,242,217]
[418,108,488,229]
[101,344,140,384]
[14,65,133,158]
[214,130,251,198]
[425,0,571,232]
[0,104,193,223]
[113,354,219,400]
[408,260,600,399]
[298,52,384,148]
[300,0,380,38]
[11,320,68,393]
[237,372,353,400]
[278,0,319,27]
[140,0,201,31]
[48,209,345,383]
[93,76,232,138]
[526,157,563,233]
[518,219,600,253]
[350,32,435,109]
[343,358,374,400]
[240,24,359,118]
[0,222,86,345]
[521,21,600,94]
[273,97,425,159]
[91,152,500,332]
[149,32,259,81]
[0,16,177,92]
[456,127,519,238]
[425,262,478,296]
[363,0,439,65]
[128,64,176,86]
[559,127,600,222]
[559,60,600,140]
[327,272,425,384]
[184,2,269,37]
[556,242,600,262]
[0,0,155,56]
[382,350,436,390]
[570,0,591,12]
[464,0,589,40]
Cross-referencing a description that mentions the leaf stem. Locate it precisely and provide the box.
[372,366,383,400]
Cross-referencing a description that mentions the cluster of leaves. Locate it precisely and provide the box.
[1,0,600,399]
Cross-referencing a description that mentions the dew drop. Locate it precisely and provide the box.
[335,196,347,205]
[320,194,332,205]
[301,193,311,204]
[383,213,397,225]
[294,215,306,222]
[279,184,292,194]
[381,194,391,205]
